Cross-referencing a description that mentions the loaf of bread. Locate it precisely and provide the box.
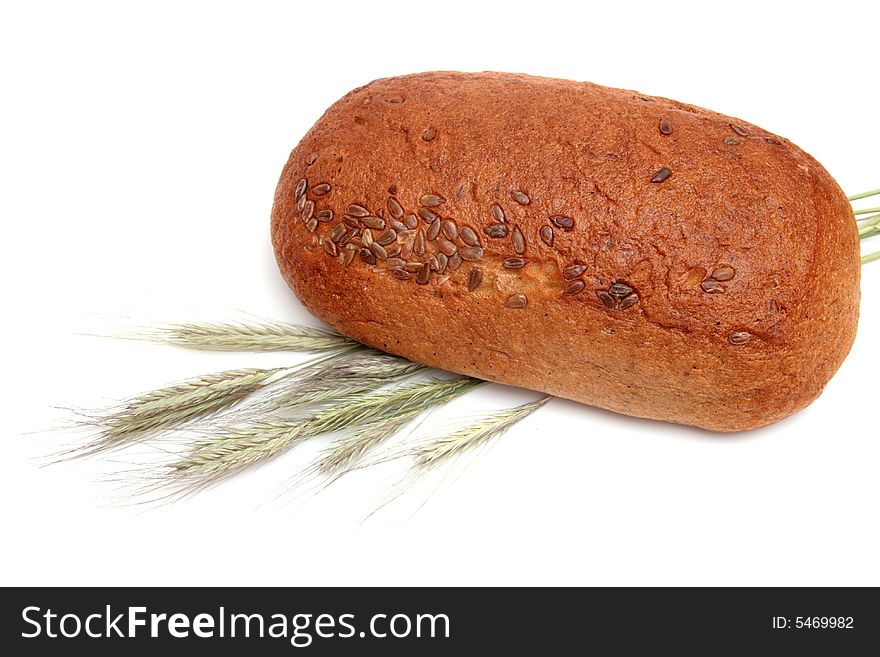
[271,72,860,432]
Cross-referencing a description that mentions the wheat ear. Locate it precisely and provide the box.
[70,367,288,456]
[143,320,356,352]
[162,377,484,492]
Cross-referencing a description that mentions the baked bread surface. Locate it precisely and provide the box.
[271,71,860,432]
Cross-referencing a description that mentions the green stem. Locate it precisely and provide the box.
[863,250,880,265]
[854,207,880,216]
[856,212,880,224]
[860,226,880,240]
[848,188,880,202]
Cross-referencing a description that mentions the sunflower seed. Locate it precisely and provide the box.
[597,291,615,308]
[510,190,530,205]
[369,242,388,260]
[485,224,508,238]
[403,262,422,273]
[306,153,318,165]
[404,213,419,229]
[322,238,337,257]
[416,262,430,285]
[512,226,525,254]
[492,204,506,223]
[729,123,748,137]
[359,248,376,265]
[418,207,438,224]
[458,246,483,261]
[348,237,364,248]
[436,252,448,273]
[448,254,463,270]
[428,254,439,271]
[393,269,412,281]
[563,264,587,279]
[441,219,458,241]
[711,265,736,281]
[420,193,445,207]
[339,228,358,246]
[362,228,374,247]
[387,197,404,219]
[551,215,574,230]
[414,229,425,256]
[468,268,483,291]
[651,167,672,183]
[609,282,632,297]
[700,280,724,293]
[312,183,331,196]
[618,293,639,310]
[659,118,673,135]
[459,226,480,247]
[297,194,307,212]
[301,199,315,222]
[343,215,360,229]
[306,217,318,233]
[503,257,528,269]
[723,136,741,146]
[387,257,406,269]
[347,204,370,218]
[295,179,307,199]
[330,224,346,242]
[315,209,334,222]
[376,229,397,246]
[540,225,554,246]
[362,215,385,230]
[505,293,528,308]
[342,247,355,268]
[422,127,435,141]
[385,243,400,257]
[401,238,414,259]
[389,219,407,232]
[437,238,458,256]
[563,280,585,296]
[728,331,751,345]
[426,219,441,240]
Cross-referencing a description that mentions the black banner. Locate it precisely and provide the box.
[1,587,876,654]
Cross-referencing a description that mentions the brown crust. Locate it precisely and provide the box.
[271,72,860,432]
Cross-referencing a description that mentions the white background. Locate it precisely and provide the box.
[2,0,878,586]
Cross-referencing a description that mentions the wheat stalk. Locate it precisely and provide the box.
[144,320,356,352]
[72,367,287,456]
[851,188,880,263]
[244,350,425,416]
[361,395,551,519]
[847,187,880,202]
[410,396,551,468]
[164,377,484,491]
[317,408,424,475]
[858,215,880,240]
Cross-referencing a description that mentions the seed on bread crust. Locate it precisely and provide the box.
[467,268,483,292]
[651,167,672,183]
[510,190,530,205]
